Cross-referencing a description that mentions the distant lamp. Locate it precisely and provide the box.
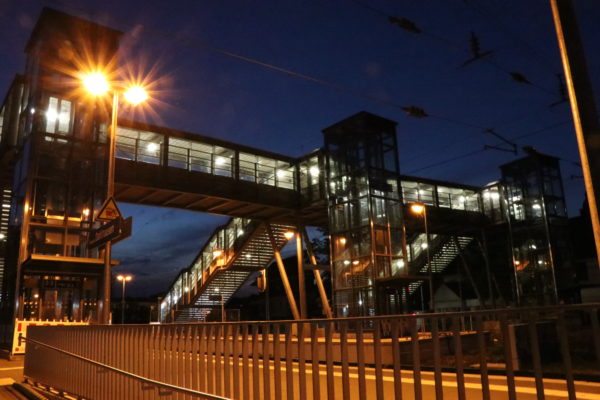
[284,231,295,240]
[82,208,90,217]
[116,274,133,324]
[213,249,223,258]
[339,237,347,245]
[117,274,132,282]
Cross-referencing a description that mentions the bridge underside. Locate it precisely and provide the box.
[403,205,487,236]
[114,159,328,226]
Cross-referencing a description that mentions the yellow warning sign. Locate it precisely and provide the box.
[96,197,122,221]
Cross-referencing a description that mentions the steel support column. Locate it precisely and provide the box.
[266,224,300,320]
[296,226,307,319]
[302,226,333,318]
[453,236,485,308]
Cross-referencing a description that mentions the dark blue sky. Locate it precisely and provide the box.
[1,0,599,297]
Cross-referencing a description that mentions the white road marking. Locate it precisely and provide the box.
[0,378,15,386]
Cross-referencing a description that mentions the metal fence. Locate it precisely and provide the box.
[23,304,600,400]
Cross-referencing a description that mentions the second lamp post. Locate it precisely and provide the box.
[81,72,148,324]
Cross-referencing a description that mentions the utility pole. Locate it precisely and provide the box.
[551,0,600,268]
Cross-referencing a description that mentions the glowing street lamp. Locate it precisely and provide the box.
[409,203,434,311]
[82,72,109,96]
[284,231,295,240]
[123,85,148,105]
[410,203,425,215]
[116,274,133,324]
[82,71,149,324]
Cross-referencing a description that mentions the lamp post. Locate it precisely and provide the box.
[410,203,435,312]
[116,274,133,324]
[81,72,148,324]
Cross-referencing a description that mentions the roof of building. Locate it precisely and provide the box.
[25,7,123,53]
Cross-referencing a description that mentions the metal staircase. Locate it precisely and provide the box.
[160,218,295,322]
[406,234,473,295]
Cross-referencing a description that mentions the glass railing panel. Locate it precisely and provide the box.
[116,136,136,160]
[275,166,295,190]
[116,127,163,165]
[213,147,234,177]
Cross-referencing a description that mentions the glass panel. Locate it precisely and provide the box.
[45,97,58,133]
[239,153,257,182]
[213,147,233,177]
[137,131,162,164]
[116,128,163,164]
[57,99,71,133]
[401,181,418,204]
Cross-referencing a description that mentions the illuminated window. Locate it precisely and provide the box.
[45,97,72,135]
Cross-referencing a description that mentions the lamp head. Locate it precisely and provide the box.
[123,85,148,105]
[82,72,109,96]
[410,203,425,215]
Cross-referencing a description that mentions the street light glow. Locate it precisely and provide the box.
[410,203,425,214]
[124,85,148,105]
[213,249,223,257]
[82,72,109,96]
[117,274,133,282]
[284,231,295,240]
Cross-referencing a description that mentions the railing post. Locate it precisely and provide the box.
[162,136,169,167]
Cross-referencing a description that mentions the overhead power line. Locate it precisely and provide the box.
[405,119,572,173]
[47,0,567,159]
[347,0,559,97]
[458,0,559,78]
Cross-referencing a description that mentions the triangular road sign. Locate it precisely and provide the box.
[97,197,122,221]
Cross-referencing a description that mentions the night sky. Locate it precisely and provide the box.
[1,0,599,297]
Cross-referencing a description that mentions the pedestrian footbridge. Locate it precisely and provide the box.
[111,120,505,322]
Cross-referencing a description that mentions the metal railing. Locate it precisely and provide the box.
[24,304,600,400]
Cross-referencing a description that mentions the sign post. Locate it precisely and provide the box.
[93,197,132,324]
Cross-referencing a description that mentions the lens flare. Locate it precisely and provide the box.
[124,85,149,105]
[82,72,109,96]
